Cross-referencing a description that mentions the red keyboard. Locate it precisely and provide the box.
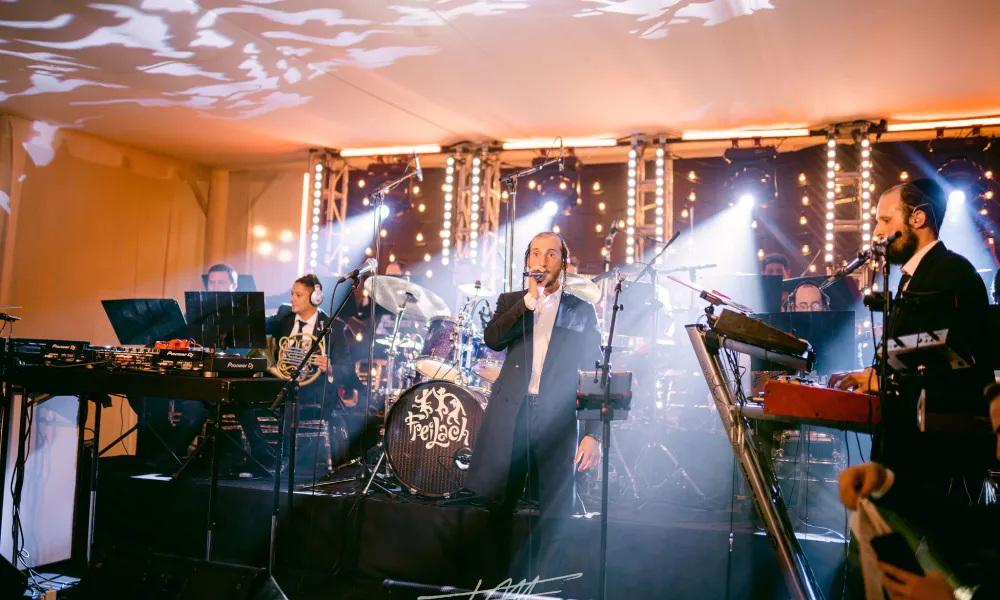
[761,377,881,430]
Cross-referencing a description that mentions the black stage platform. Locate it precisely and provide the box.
[90,457,851,600]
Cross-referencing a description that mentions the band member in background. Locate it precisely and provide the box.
[784,282,830,312]
[829,178,994,500]
[465,232,602,589]
[206,263,238,292]
[762,253,791,279]
[256,274,354,473]
[838,385,1000,600]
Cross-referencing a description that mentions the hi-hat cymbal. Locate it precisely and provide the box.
[363,276,451,320]
[564,272,601,304]
[458,282,496,298]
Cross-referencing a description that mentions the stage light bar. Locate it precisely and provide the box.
[825,137,836,264]
[887,116,1000,133]
[626,147,638,264]
[470,155,481,262]
[501,137,618,150]
[655,147,665,264]
[681,128,810,142]
[340,144,441,158]
[860,138,872,251]
[442,154,456,265]
[299,172,310,276]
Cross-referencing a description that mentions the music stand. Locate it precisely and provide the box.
[98,299,193,464]
[101,299,189,346]
[184,292,267,350]
[751,311,856,375]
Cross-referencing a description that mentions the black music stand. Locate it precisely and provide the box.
[184,291,267,350]
[101,299,189,346]
[751,311,857,375]
[98,299,193,463]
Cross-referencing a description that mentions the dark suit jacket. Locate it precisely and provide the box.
[265,304,353,388]
[877,242,995,478]
[465,289,602,506]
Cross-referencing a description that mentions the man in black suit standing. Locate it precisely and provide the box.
[829,178,994,497]
[466,232,602,587]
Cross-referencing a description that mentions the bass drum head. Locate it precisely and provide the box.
[384,380,485,497]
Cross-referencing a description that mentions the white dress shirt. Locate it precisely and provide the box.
[899,239,939,291]
[294,310,320,338]
[523,288,562,395]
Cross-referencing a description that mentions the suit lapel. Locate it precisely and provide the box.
[539,292,576,379]
[905,241,946,293]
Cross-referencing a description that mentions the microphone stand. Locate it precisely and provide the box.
[501,157,562,292]
[596,270,625,600]
[359,166,420,493]
[266,274,364,573]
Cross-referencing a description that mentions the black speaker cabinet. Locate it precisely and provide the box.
[75,551,287,599]
[0,555,28,598]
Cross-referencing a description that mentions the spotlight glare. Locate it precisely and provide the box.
[542,200,559,216]
[378,204,391,220]
[739,194,755,208]
[948,190,966,205]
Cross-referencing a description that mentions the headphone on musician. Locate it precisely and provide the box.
[782,282,831,312]
[522,232,570,288]
[302,274,324,307]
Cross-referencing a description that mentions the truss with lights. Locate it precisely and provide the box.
[303,150,349,276]
[824,128,873,286]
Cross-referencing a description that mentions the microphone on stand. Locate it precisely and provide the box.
[605,219,619,244]
[819,231,900,291]
[558,138,565,172]
[338,258,378,283]
[413,151,423,182]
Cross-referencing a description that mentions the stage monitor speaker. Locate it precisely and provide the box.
[0,555,28,598]
[74,551,287,599]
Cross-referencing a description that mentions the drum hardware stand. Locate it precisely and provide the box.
[300,293,416,494]
[265,272,364,572]
[501,147,563,292]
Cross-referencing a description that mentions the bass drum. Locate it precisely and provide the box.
[383,380,486,497]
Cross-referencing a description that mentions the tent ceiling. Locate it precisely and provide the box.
[1,0,998,166]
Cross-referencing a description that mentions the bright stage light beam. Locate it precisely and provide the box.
[948,190,966,206]
[739,194,755,209]
[379,204,391,220]
[542,200,560,216]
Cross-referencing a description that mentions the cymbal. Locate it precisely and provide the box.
[458,282,496,298]
[375,336,421,350]
[363,276,451,320]
[564,272,601,304]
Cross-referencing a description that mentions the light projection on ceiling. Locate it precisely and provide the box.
[575,0,774,38]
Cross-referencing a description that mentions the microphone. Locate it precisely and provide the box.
[338,258,377,283]
[819,232,901,291]
[0,313,20,322]
[413,151,423,182]
[524,269,546,283]
[558,138,564,172]
[605,219,619,243]
[874,231,901,247]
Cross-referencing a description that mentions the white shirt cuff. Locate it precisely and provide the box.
[870,468,895,499]
[523,293,537,311]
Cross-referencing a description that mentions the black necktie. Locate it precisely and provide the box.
[296,319,308,334]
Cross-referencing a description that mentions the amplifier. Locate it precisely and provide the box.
[11,339,89,365]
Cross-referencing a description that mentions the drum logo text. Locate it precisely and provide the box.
[405,386,471,450]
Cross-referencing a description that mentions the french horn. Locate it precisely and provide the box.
[273,332,326,386]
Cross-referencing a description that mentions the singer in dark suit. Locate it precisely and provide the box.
[829,178,994,496]
[465,232,602,587]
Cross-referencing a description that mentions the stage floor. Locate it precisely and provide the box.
[88,456,851,600]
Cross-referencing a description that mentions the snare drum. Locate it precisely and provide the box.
[383,380,486,497]
[471,339,506,382]
[414,317,462,381]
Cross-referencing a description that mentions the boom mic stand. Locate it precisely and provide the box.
[501,154,562,292]
[265,274,363,572]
